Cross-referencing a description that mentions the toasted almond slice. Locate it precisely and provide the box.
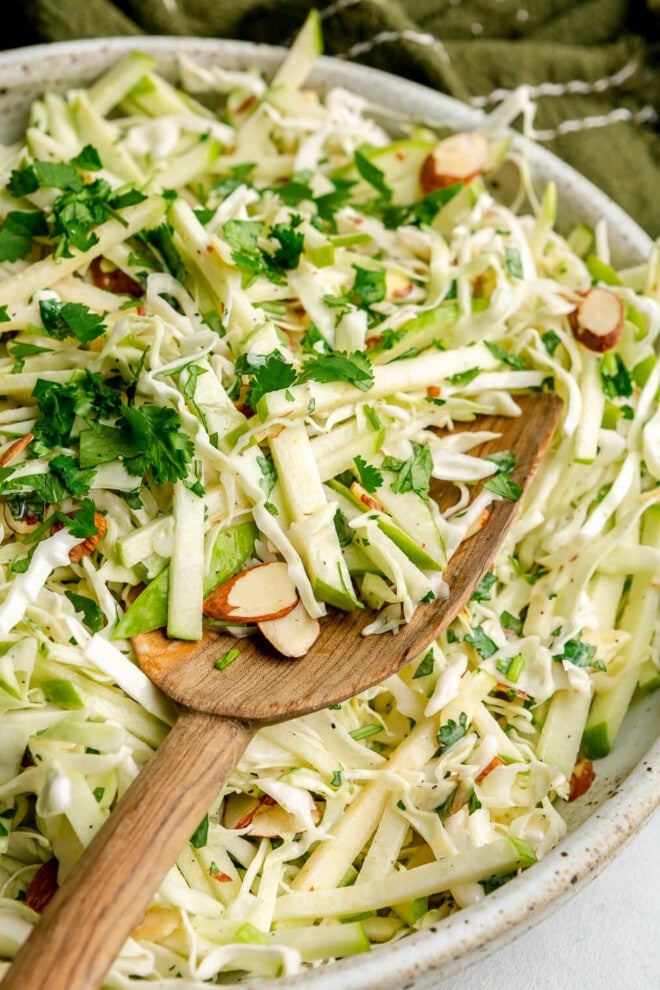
[25,858,59,913]
[568,286,624,352]
[258,599,321,658]
[202,561,299,623]
[0,431,34,467]
[420,131,492,193]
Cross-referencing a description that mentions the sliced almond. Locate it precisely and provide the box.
[258,599,321,658]
[568,758,596,801]
[69,512,107,563]
[202,561,299,623]
[420,131,492,193]
[25,858,59,913]
[568,286,624,352]
[0,431,33,467]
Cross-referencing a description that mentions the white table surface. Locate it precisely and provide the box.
[436,809,659,990]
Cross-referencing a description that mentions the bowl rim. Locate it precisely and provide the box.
[0,34,657,990]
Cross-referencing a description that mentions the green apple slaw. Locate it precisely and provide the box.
[0,11,659,986]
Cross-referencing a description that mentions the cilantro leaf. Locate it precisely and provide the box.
[7,164,40,198]
[141,223,187,283]
[436,711,468,752]
[70,144,103,171]
[245,351,297,408]
[8,342,53,374]
[350,265,386,308]
[314,177,356,226]
[484,341,527,369]
[354,148,391,199]
[64,498,100,538]
[465,625,498,658]
[555,634,605,671]
[297,350,374,392]
[381,441,433,500]
[120,405,194,485]
[353,455,382,493]
[65,590,103,632]
[267,216,304,271]
[49,455,95,497]
[412,649,435,679]
[484,450,522,501]
[600,353,633,399]
[504,247,523,278]
[500,609,524,635]
[0,211,48,263]
[222,219,265,283]
[484,472,523,501]
[471,571,497,602]
[31,379,79,453]
[446,366,482,386]
[39,299,107,343]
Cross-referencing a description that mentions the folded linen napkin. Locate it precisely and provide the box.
[5,0,660,239]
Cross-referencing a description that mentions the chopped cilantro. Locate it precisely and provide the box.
[446,366,482,386]
[412,649,435,679]
[542,330,562,356]
[245,351,297,408]
[353,455,382,493]
[504,247,524,278]
[471,571,497,601]
[381,441,433,500]
[354,148,391,199]
[484,472,523,501]
[0,211,48,263]
[120,405,194,485]
[350,265,386,308]
[39,299,107,343]
[64,590,104,632]
[500,610,524,635]
[189,814,209,848]
[436,711,468,752]
[555,634,605,671]
[297,350,374,392]
[465,625,498,658]
[484,341,526,369]
[600,353,633,398]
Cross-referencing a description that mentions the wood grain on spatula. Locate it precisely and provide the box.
[2,391,562,990]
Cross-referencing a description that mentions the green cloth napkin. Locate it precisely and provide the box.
[6,0,660,240]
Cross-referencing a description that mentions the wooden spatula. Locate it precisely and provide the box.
[3,392,562,990]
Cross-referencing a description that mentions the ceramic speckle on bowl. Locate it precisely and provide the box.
[0,37,657,990]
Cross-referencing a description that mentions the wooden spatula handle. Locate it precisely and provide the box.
[2,710,254,990]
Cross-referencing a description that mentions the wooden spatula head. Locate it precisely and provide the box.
[134,392,562,722]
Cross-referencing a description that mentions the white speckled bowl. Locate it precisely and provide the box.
[0,37,657,990]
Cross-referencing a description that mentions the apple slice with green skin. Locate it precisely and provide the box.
[202,561,298,623]
[420,131,492,193]
[258,600,321,658]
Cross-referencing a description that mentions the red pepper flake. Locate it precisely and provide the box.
[210,870,233,883]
